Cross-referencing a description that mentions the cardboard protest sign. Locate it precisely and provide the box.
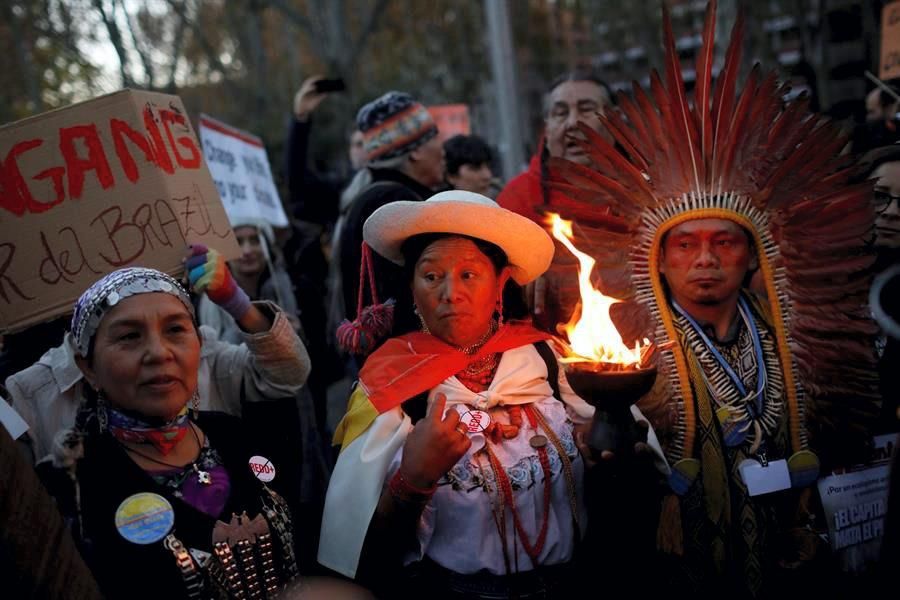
[428,104,471,142]
[817,433,898,574]
[198,115,288,228]
[0,89,239,333]
[881,1,900,81]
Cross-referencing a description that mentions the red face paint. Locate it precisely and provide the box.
[658,218,755,311]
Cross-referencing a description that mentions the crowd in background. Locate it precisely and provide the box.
[1,52,899,599]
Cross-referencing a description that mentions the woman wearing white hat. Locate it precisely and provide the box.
[318,191,657,597]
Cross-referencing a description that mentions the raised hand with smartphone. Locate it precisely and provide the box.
[293,75,344,122]
[314,78,346,93]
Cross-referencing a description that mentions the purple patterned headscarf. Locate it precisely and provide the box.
[71,267,194,357]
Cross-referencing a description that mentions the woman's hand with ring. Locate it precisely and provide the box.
[400,393,472,489]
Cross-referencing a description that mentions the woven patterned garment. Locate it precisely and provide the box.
[673,300,788,596]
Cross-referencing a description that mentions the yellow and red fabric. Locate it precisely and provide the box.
[333,322,550,451]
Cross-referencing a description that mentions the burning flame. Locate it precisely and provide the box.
[547,213,648,366]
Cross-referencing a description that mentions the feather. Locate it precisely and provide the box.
[763,123,846,205]
[662,2,703,191]
[694,0,717,171]
[549,157,639,202]
[600,108,650,172]
[630,82,673,178]
[571,122,656,200]
[538,183,637,231]
[714,64,761,193]
[617,90,651,144]
[651,70,691,195]
[733,72,780,182]
[541,184,634,231]
[710,9,744,190]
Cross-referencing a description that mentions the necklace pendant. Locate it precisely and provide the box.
[193,464,212,485]
[529,435,548,449]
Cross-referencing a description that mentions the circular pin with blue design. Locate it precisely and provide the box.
[115,492,175,545]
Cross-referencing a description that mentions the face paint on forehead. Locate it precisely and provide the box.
[660,218,756,273]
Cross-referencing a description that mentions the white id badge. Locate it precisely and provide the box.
[738,458,791,496]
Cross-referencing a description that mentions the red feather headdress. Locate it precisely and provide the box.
[550,0,879,473]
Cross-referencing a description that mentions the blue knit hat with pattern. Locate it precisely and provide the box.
[356,91,438,165]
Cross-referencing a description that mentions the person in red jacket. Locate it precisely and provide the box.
[497,69,614,223]
[496,70,617,331]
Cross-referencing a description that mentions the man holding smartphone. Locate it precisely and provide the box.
[284,75,352,449]
[286,75,345,227]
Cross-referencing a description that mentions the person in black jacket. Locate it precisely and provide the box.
[284,76,344,229]
[336,91,445,347]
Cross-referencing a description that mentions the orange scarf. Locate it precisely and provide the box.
[358,321,550,413]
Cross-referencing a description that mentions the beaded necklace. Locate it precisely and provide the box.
[454,319,498,355]
[119,423,213,485]
[453,320,500,388]
[481,404,579,569]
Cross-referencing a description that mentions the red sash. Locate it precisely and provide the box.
[359,322,551,414]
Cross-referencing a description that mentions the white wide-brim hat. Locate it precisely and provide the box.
[363,190,554,284]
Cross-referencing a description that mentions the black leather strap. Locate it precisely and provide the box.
[533,340,562,402]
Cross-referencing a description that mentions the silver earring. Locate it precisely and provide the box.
[96,391,108,434]
[191,389,200,419]
[413,305,430,333]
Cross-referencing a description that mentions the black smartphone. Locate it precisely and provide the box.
[314,78,346,93]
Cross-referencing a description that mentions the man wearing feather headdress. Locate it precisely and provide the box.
[551,1,881,596]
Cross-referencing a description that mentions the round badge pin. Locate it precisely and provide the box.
[530,435,548,449]
[460,409,492,433]
[249,455,276,482]
[115,492,174,545]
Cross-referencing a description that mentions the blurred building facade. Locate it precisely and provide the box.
[490,0,888,168]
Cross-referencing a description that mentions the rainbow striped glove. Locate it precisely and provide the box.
[185,244,251,321]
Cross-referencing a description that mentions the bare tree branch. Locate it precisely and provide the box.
[123,2,156,89]
[344,0,390,74]
[224,2,268,132]
[92,0,133,87]
[164,0,238,94]
[267,0,311,33]
[166,3,189,93]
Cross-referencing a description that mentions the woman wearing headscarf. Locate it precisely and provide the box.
[318,191,662,598]
[37,253,309,599]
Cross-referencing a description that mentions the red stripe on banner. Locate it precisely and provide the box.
[199,116,264,148]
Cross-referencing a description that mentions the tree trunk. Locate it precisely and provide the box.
[7,1,44,113]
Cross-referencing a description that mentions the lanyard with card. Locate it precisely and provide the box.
[738,451,791,496]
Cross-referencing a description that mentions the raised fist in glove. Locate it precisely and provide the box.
[185,244,251,321]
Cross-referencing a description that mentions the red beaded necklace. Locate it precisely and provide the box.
[455,355,499,392]
[483,404,553,568]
